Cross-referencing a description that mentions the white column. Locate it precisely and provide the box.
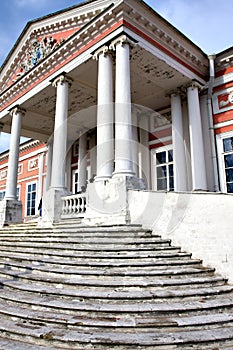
[132,112,138,176]
[171,92,187,191]
[50,74,72,189]
[78,132,87,192]
[0,123,3,137]
[37,153,44,211]
[45,140,53,191]
[65,147,72,192]
[93,46,114,181]
[187,83,207,190]
[89,132,97,180]
[5,107,24,200]
[139,115,150,187]
[110,35,134,177]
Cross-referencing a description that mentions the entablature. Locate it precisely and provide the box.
[122,0,209,81]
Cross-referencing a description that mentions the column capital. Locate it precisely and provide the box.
[167,86,187,98]
[52,73,73,88]
[9,106,26,117]
[186,80,204,92]
[93,46,110,61]
[109,35,136,51]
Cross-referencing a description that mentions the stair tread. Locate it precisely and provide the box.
[2,280,233,299]
[0,316,233,345]
[0,286,233,312]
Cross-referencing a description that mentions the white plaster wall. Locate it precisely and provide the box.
[129,190,233,283]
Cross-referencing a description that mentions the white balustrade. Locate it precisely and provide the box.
[61,193,87,218]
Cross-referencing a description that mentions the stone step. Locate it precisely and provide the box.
[0,249,193,263]
[1,296,233,330]
[1,279,233,302]
[0,254,200,269]
[0,248,190,260]
[0,264,216,284]
[0,269,220,293]
[0,245,182,256]
[0,256,203,271]
[0,314,233,348]
[0,286,233,321]
[0,236,163,244]
[0,241,173,251]
[3,274,228,299]
[0,228,158,238]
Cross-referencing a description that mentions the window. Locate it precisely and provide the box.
[0,191,5,201]
[72,166,91,194]
[152,147,174,191]
[16,187,20,200]
[217,134,233,193]
[26,182,37,216]
[73,170,79,194]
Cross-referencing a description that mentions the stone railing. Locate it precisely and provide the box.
[61,193,87,218]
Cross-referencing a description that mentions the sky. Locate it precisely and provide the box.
[0,0,232,152]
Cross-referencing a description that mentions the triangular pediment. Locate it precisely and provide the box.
[0,0,115,92]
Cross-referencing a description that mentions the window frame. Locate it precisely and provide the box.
[151,145,174,192]
[217,131,233,193]
[25,181,37,216]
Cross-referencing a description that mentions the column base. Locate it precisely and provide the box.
[0,199,22,227]
[94,175,112,183]
[84,175,147,226]
[41,188,69,226]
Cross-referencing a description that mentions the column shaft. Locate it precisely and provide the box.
[113,37,134,176]
[5,107,24,200]
[78,133,87,192]
[171,93,187,191]
[51,75,72,189]
[187,85,207,190]
[45,140,53,191]
[94,47,114,180]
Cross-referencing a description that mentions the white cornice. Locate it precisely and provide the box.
[123,0,208,79]
[0,140,44,162]
[213,72,233,88]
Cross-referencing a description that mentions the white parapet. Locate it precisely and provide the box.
[128,190,233,283]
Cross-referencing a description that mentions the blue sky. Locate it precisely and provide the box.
[0,0,232,152]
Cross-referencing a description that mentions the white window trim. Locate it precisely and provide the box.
[151,144,173,191]
[216,131,233,193]
[25,181,37,216]
[72,165,91,194]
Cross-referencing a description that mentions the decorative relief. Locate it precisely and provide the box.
[18,164,23,175]
[0,169,7,180]
[28,157,38,171]
[213,88,233,114]
[17,35,65,79]
[218,91,233,110]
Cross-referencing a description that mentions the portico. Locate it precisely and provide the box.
[0,0,212,226]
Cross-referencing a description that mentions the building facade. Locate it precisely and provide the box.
[0,0,232,225]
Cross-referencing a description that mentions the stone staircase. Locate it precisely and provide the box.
[0,222,233,349]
